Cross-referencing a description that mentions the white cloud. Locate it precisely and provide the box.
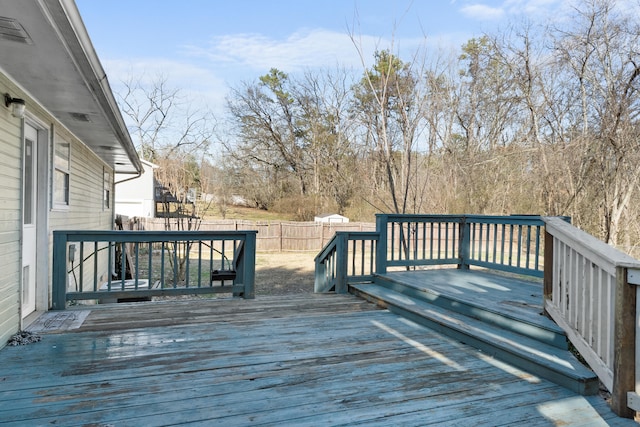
[183,28,426,76]
[503,0,561,16]
[460,4,505,21]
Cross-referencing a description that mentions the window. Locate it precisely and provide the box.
[53,138,70,206]
[103,169,111,210]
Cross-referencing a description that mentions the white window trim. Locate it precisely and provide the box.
[103,168,111,211]
[52,135,70,210]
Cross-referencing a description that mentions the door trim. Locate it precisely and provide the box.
[21,115,50,326]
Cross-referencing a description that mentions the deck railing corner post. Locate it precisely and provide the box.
[611,266,636,418]
[242,232,256,299]
[376,215,388,275]
[458,217,470,270]
[314,253,327,293]
[335,233,348,293]
[51,230,68,310]
[543,228,554,313]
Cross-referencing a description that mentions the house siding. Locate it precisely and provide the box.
[0,77,24,346]
[0,73,116,348]
[48,128,115,307]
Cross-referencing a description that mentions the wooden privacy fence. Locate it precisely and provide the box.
[137,218,376,252]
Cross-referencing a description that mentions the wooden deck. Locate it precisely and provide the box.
[0,293,635,426]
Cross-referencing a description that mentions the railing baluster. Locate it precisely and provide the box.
[107,241,113,291]
[186,241,191,288]
[93,242,98,292]
[173,241,178,288]
[516,225,523,268]
[160,241,165,288]
[134,242,140,288]
[437,222,442,260]
[148,241,153,286]
[500,223,506,265]
[444,222,449,259]
[197,241,202,288]
[509,225,514,266]
[429,222,434,261]
[534,226,541,270]
[78,242,84,292]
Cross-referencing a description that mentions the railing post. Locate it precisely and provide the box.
[335,233,348,293]
[376,215,388,275]
[611,266,636,418]
[51,231,68,310]
[241,232,256,299]
[314,255,327,293]
[543,229,554,311]
[458,217,470,270]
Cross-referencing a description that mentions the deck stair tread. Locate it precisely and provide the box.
[350,281,599,395]
[374,270,567,349]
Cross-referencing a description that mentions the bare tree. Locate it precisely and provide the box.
[117,74,217,283]
[552,0,640,244]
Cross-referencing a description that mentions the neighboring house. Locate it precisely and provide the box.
[314,214,350,223]
[0,0,142,348]
[115,159,158,218]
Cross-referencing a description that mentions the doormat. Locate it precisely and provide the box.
[26,310,90,333]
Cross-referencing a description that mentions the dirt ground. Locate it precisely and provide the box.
[254,251,317,296]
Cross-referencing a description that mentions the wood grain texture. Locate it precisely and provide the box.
[0,294,634,426]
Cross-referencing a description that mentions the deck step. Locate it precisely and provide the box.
[350,282,599,395]
[373,273,568,350]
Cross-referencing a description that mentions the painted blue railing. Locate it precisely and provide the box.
[314,231,378,293]
[315,214,554,293]
[52,230,257,309]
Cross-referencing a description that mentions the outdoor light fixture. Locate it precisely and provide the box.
[4,93,25,118]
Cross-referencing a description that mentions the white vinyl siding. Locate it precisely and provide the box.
[48,130,114,291]
[0,81,24,346]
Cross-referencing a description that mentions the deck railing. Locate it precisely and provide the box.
[52,230,257,309]
[375,214,547,277]
[543,217,640,418]
[315,214,547,293]
[314,232,378,293]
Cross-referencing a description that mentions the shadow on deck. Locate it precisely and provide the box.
[0,291,635,426]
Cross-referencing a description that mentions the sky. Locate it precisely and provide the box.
[75,0,570,116]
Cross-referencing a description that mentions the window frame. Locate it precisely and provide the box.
[103,168,111,211]
[52,136,70,209]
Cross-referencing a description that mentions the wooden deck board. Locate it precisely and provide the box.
[385,269,559,330]
[0,294,634,426]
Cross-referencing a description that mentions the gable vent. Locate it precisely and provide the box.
[69,112,91,122]
[0,17,33,45]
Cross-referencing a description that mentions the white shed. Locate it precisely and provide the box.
[314,214,349,223]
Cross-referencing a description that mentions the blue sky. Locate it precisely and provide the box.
[75,0,570,115]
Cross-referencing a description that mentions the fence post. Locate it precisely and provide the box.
[51,231,68,310]
[611,266,636,418]
[335,233,348,293]
[376,215,388,275]
[458,217,470,270]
